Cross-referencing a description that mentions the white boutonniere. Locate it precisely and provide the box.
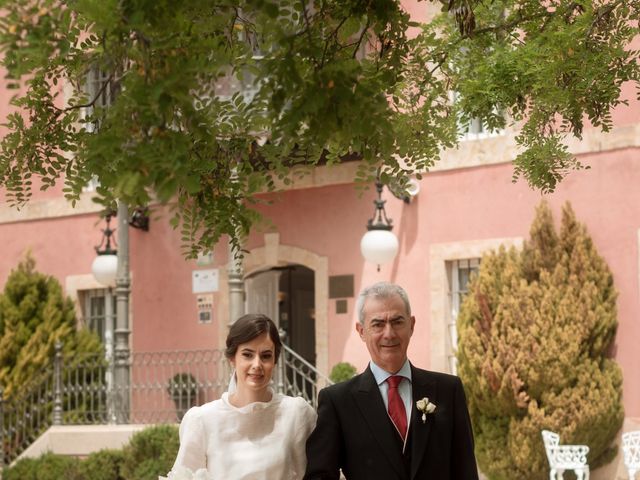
[416,397,436,423]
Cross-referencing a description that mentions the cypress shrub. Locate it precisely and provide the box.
[0,255,103,400]
[457,202,624,479]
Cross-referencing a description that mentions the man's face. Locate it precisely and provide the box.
[356,294,415,374]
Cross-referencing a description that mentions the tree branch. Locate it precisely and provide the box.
[60,72,115,112]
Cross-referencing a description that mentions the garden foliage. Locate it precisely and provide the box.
[4,425,178,480]
[0,0,638,255]
[329,361,358,383]
[3,452,83,480]
[457,202,624,479]
[120,424,180,480]
[0,254,103,400]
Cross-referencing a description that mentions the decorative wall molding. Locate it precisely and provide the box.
[2,123,638,225]
[0,192,101,224]
[236,234,330,377]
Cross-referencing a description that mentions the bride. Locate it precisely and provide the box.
[163,314,317,479]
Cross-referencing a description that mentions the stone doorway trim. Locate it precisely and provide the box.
[243,233,329,377]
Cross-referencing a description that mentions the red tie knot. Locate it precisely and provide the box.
[387,375,403,389]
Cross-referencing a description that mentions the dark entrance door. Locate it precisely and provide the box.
[277,265,315,367]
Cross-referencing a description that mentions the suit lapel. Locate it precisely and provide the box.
[352,368,405,479]
[410,366,437,480]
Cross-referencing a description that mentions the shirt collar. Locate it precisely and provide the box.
[369,358,412,386]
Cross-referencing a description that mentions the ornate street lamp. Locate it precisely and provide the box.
[91,205,150,424]
[91,212,118,286]
[360,180,399,270]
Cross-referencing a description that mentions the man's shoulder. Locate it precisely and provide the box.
[411,365,463,388]
[322,369,370,396]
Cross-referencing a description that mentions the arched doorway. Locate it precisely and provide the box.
[245,265,316,366]
[241,233,329,376]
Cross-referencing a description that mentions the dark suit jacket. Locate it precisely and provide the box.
[304,364,479,480]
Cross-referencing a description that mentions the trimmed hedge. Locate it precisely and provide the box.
[79,449,126,480]
[121,425,179,480]
[4,452,82,480]
[2,424,178,480]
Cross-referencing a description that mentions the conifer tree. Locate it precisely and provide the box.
[0,255,102,400]
[457,202,624,479]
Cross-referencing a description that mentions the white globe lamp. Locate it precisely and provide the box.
[92,212,118,287]
[92,253,118,287]
[360,229,399,266]
[360,181,400,270]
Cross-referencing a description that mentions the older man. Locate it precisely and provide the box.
[304,282,478,480]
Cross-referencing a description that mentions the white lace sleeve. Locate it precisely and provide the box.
[171,407,207,473]
[291,399,318,479]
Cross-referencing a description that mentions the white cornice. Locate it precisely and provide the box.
[1,123,638,224]
[0,192,102,224]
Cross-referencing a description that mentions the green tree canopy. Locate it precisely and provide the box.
[0,254,102,399]
[0,0,638,254]
[457,202,624,479]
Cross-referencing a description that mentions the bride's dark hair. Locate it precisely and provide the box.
[225,313,282,362]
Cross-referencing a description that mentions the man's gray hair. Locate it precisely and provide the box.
[356,282,412,325]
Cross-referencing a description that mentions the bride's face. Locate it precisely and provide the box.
[231,332,276,393]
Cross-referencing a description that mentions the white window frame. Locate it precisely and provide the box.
[429,238,523,374]
[446,258,480,375]
[81,65,119,192]
[449,91,505,142]
[82,288,116,349]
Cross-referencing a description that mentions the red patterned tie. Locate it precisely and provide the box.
[387,375,407,439]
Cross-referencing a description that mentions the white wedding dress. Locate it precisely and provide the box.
[163,384,317,480]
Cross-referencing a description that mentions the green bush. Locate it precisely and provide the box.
[457,202,624,479]
[79,448,126,480]
[120,424,179,480]
[0,254,103,399]
[3,452,82,480]
[2,426,177,480]
[329,362,358,383]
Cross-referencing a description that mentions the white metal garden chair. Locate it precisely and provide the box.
[541,430,590,480]
[623,431,640,479]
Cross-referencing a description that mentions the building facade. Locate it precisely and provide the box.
[1,110,638,414]
[0,2,639,476]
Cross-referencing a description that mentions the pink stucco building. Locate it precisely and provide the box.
[0,3,639,477]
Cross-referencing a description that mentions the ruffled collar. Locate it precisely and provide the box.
[221,388,282,413]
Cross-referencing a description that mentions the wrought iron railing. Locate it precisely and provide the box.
[129,349,230,424]
[277,344,332,407]
[0,341,331,469]
[0,370,55,467]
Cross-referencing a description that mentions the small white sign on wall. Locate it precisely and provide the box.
[196,251,213,266]
[192,269,219,293]
[197,294,214,324]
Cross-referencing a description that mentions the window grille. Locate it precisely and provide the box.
[86,66,118,110]
[82,289,116,346]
